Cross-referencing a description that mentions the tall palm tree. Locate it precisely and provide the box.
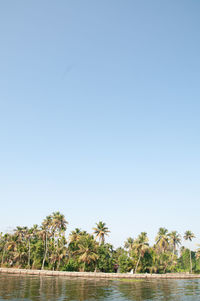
[133,232,149,273]
[169,231,181,256]
[93,221,110,244]
[41,215,52,270]
[14,226,29,267]
[52,211,68,236]
[26,225,39,268]
[184,230,195,273]
[155,228,169,252]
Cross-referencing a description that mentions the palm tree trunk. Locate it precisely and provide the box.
[42,233,48,270]
[135,253,141,274]
[173,243,175,256]
[172,244,176,262]
[190,250,192,273]
[28,239,31,268]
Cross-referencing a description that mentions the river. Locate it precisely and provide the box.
[0,274,200,300]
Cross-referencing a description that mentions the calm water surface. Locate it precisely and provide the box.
[0,274,200,301]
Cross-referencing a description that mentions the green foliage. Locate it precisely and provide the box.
[75,234,98,271]
[118,253,133,273]
[97,243,115,272]
[177,248,196,272]
[63,258,79,271]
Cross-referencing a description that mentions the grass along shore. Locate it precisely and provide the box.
[0,268,200,279]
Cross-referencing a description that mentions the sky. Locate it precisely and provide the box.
[0,0,200,249]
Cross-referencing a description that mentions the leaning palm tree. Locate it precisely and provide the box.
[132,232,149,273]
[93,221,110,244]
[184,230,195,273]
[169,231,181,256]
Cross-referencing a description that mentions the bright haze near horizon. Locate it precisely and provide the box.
[0,1,200,250]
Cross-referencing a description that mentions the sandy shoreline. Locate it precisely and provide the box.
[0,268,200,279]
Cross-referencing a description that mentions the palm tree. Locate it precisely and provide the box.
[93,221,110,244]
[124,237,134,256]
[56,236,67,270]
[26,225,39,268]
[155,228,169,252]
[52,211,68,237]
[68,229,89,256]
[69,228,82,244]
[169,231,181,256]
[76,235,98,271]
[132,232,149,273]
[14,226,29,267]
[49,236,67,270]
[41,215,52,270]
[1,233,12,266]
[184,230,195,273]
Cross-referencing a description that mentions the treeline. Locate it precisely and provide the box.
[0,212,200,273]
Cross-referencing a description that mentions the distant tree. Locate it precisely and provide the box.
[124,237,134,256]
[93,221,110,244]
[169,231,181,256]
[155,228,169,252]
[184,231,195,273]
[132,232,149,273]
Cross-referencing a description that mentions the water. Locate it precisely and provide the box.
[0,274,200,301]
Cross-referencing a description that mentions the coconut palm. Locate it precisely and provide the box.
[93,221,110,244]
[13,226,29,266]
[49,236,67,270]
[184,230,195,273]
[155,228,169,252]
[132,232,149,273]
[169,231,181,256]
[52,211,68,237]
[124,237,134,256]
[76,235,98,271]
[26,225,39,268]
[69,228,82,244]
[69,229,88,253]
[41,215,52,270]
[1,233,13,266]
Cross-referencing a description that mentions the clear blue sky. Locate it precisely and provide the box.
[0,1,200,249]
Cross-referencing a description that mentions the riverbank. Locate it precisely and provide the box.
[0,268,200,279]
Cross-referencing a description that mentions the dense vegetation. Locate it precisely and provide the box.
[0,212,199,273]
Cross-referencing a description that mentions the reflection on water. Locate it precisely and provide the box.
[0,274,200,301]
